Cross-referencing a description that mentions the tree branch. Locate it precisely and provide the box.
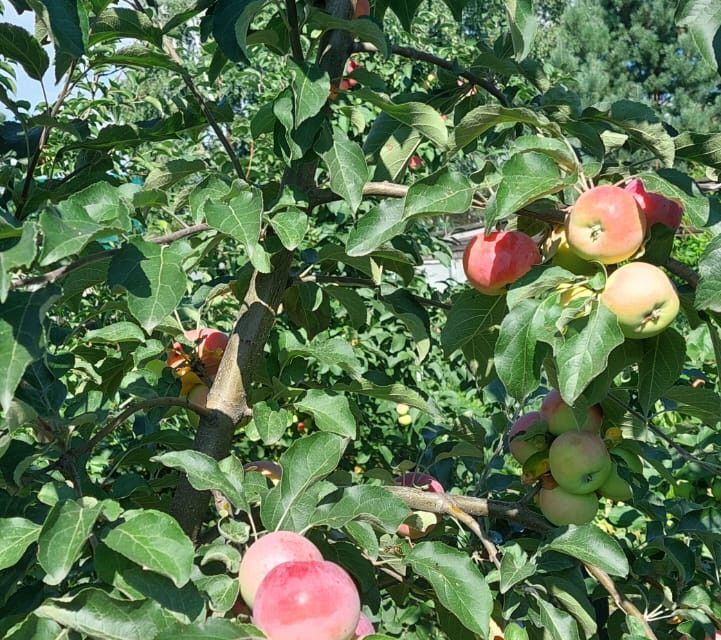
[286,0,305,62]
[665,257,699,288]
[352,42,509,107]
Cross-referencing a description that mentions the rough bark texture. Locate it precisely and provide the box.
[170,0,354,539]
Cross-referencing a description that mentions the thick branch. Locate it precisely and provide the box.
[353,42,509,107]
[665,257,699,288]
[286,0,305,62]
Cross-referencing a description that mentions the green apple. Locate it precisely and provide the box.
[508,411,549,464]
[611,446,643,475]
[398,414,413,426]
[549,431,612,494]
[541,390,603,436]
[396,403,410,416]
[539,486,598,526]
[597,463,632,501]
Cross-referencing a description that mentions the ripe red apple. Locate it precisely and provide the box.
[540,390,603,436]
[353,612,375,639]
[168,328,229,377]
[600,261,680,339]
[624,179,682,229]
[339,59,360,91]
[566,185,646,264]
[463,230,541,295]
[508,412,549,464]
[394,472,443,539]
[549,431,612,494]
[408,155,423,170]
[353,0,370,18]
[238,531,322,608]
[539,485,598,526]
[187,384,209,408]
[253,561,361,640]
[243,460,282,485]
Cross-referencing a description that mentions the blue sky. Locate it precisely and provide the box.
[1,1,60,114]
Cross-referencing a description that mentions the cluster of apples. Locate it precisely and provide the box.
[464,179,683,340]
[236,530,375,640]
[167,327,229,408]
[509,390,633,526]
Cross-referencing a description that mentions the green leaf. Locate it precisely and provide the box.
[153,452,248,512]
[192,572,239,614]
[205,187,270,272]
[93,46,182,72]
[534,598,581,640]
[677,0,721,73]
[85,321,146,344]
[90,8,162,46]
[0,223,37,303]
[356,89,448,147]
[404,168,473,218]
[442,289,507,356]
[407,542,492,637]
[387,0,423,30]
[365,114,423,181]
[511,135,579,172]
[556,303,625,405]
[382,288,431,361]
[452,105,551,152]
[504,0,537,61]
[696,233,721,312]
[495,299,545,401]
[544,524,629,577]
[674,131,721,170]
[346,199,407,256]
[5,617,62,640]
[0,23,49,80]
[261,432,346,531]
[536,573,598,639]
[156,619,265,639]
[662,385,721,422]
[334,379,439,417]
[144,159,208,191]
[248,402,293,445]
[108,238,188,333]
[38,499,103,585]
[0,517,41,571]
[320,127,369,213]
[212,0,266,63]
[282,334,364,379]
[103,510,195,587]
[39,0,88,58]
[312,485,409,532]
[35,588,174,640]
[270,208,308,250]
[637,329,686,415]
[0,286,59,412]
[290,61,330,126]
[499,543,537,594]
[307,9,390,56]
[485,151,571,227]
[295,389,357,438]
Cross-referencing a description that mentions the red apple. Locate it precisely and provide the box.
[353,0,370,18]
[463,230,541,295]
[566,185,646,264]
[508,412,549,464]
[238,531,322,608]
[253,560,361,640]
[168,328,229,377]
[540,390,603,435]
[624,179,682,229]
[408,155,423,170]
[353,612,375,639]
[600,261,680,339]
[394,472,443,539]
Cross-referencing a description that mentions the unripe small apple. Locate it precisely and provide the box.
[601,262,679,339]
[253,560,361,640]
[544,226,599,276]
[566,185,646,264]
[540,390,603,436]
[398,414,413,426]
[238,531,323,608]
[463,230,541,295]
[549,431,612,494]
[597,463,632,501]
[539,485,598,526]
[624,179,683,229]
[187,384,209,408]
[611,446,643,475]
[178,368,203,395]
[395,403,410,416]
[508,412,548,464]
[353,612,375,639]
[394,472,444,539]
[558,283,595,307]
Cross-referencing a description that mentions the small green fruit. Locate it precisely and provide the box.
[398,414,413,426]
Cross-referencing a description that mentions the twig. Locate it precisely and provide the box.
[285,0,305,62]
[163,38,246,182]
[352,42,509,107]
[447,501,501,569]
[309,181,409,205]
[16,61,78,220]
[665,257,699,288]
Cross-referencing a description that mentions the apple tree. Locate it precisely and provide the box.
[0,0,720,638]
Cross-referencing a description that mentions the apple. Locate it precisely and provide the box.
[566,185,646,264]
[549,431,612,494]
[253,561,361,640]
[353,0,370,18]
[398,414,413,426]
[597,463,632,501]
[244,460,282,485]
[168,328,229,377]
[539,485,599,526]
[558,283,595,307]
[177,367,203,395]
[463,230,541,295]
[600,261,680,339]
[408,155,423,170]
[624,179,682,229]
[187,384,209,408]
[395,403,410,416]
[238,531,323,608]
[353,612,375,639]
[540,390,603,436]
[544,226,599,276]
[394,472,444,539]
[508,412,549,464]
[339,59,361,91]
[611,446,643,475]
